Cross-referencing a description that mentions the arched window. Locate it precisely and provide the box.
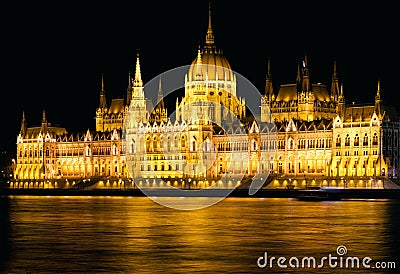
[85,145,91,156]
[354,134,359,146]
[336,135,341,147]
[181,136,186,148]
[112,143,118,155]
[345,134,350,146]
[146,137,151,152]
[373,132,378,145]
[153,137,158,151]
[288,139,294,149]
[363,133,368,146]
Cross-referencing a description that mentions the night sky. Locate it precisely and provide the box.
[1,1,398,155]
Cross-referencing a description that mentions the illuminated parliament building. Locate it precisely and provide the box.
[11,6,400,190]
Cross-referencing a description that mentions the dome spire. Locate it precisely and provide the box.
[205,1,215,45]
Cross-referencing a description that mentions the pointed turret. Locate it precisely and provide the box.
[128,51,148,124]
[296,63,301,83]
[133,52,143,88]
[301,53,311,93]
[195,48,203,80]
[375,78,382,116]
[337,83,346,117]
[338,82,345,100]
[20,110,27,136]
[375,78,381,100]
[296,62,302,92]
[150,76,168,124]
[264,57,274,100]
[205,1,215,46]
[157,76,165,110]
[41,109,48,133]
[330,58,340,101]
[261,58,274,122]
[131,51,145,100]
[41,109,46,123]
[99,73,107,109]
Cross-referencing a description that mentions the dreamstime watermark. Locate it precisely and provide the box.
[257,245,396,270]
[123,64,276,210]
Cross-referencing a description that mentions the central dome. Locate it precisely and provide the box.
[188,46,233,82]
[187,2,233,83]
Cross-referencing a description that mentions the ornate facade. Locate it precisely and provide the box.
[12,5,399,189]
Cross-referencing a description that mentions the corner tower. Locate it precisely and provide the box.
[269,54,338,122]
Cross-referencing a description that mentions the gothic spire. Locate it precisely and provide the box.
[330,58,340,101]
[338,82,346,104]
[157,76,165,110]
[41,109,48,133]
[134,51,143,87]
[337,83,346,117]
[20,110,27,135]
[375,78,381,100]
[149,76,168,124]
[302,53,309,75]
[301,53,311,92]
[266,57,272,79]
[264,57,274,98]
[41,109,47,123]
[375,78,382,116]
[296,63,301,85]
[99,73,107,109]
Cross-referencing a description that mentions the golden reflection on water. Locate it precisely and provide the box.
[1,196,399,273]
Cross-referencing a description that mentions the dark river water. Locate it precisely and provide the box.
[0,195,399,273]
